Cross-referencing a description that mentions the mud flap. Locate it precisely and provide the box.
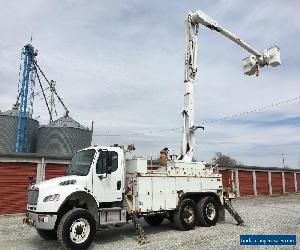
[218,205,225,222]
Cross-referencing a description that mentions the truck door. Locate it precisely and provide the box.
[92,150,123,204]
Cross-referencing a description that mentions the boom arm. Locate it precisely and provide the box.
[180,10,281,162]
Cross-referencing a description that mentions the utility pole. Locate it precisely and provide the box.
[281,153,285,168]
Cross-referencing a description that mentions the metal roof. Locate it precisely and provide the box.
[0,107,36,120]
[0,152,71,163]
[218,164,300,172]
[148,161,300,172]
[0,108,19,117]
[42,116,90,130]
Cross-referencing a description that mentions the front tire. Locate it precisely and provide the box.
[196,196,220,227]
[36,229,57,240]
[144,215,164,226]
[173,198,197,230]
[57,208,96,250]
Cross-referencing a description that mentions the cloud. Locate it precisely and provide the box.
[0,0,299,168]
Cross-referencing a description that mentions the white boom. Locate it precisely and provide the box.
[180,9,281,162]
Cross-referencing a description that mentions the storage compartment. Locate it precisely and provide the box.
[126,158,147,174]
[134,176,177,212]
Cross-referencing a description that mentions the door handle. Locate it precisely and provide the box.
[117,180,121,190]
[98,173,107,180]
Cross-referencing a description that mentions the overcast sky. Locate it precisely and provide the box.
[0,0,299,168]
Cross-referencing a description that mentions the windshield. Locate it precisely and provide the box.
[66,149,95,176]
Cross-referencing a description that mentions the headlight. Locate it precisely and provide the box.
[59,180,76,186]
[43,194,60,202]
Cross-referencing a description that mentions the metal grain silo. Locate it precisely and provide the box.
[0,107,39,153]
[36,116,92,156]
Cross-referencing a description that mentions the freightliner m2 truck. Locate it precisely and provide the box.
[25,146,224,249]
[23,9,280,250]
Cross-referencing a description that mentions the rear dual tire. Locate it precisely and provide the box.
[172,196,220,230]
[196,196,220,227]
[173,198,197,230]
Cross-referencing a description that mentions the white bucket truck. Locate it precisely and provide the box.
[25,146,224,249]
[24,8,280,250]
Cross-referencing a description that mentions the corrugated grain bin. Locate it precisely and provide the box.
[0,108,38,153]
[36,115,92,156]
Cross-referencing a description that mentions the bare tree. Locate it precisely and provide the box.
[212,152,237,166]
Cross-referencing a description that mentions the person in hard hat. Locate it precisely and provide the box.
[160,147,169,168]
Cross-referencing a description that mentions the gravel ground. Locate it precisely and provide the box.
[0,193,299,250]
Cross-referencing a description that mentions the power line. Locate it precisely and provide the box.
[93,95,300,137]
[200,95,300,125]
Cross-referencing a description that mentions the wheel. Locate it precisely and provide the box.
[144,215,164,226]
[57,208,96,250]
[36,229,57,240]
[196,196,220,227]
[173,198,197,230]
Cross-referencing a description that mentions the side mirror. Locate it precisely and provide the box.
[28,176,35,185]
[107,166,112,174]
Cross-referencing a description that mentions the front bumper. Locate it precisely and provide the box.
[23,211,57,230]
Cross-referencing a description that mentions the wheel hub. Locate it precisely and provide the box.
[70,218,91,244]
[206,203,216,220]
[183,206,195,224]
[75,225,83,235]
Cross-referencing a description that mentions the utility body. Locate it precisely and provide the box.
[24,9,280,250]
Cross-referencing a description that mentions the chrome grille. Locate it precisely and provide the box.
[27,189,39,205]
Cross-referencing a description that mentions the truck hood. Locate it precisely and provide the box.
[30,175,89,213]
[32,175,87,190]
